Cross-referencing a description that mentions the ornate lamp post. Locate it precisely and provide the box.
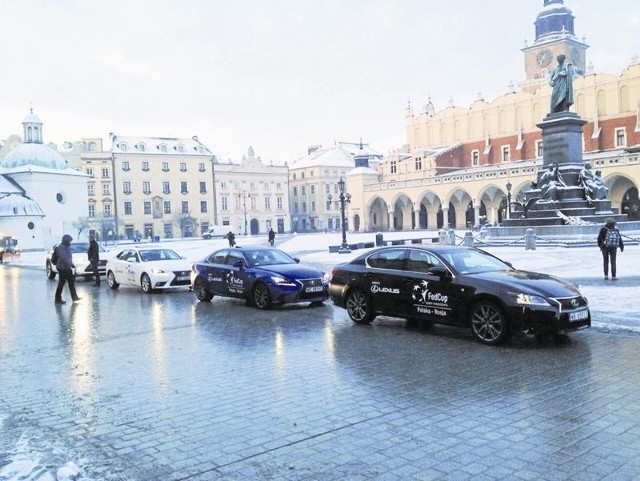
[237,192,251,235]
[506,181,512,219]
[337,177,351,253]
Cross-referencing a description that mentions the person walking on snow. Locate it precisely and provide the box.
[597,218,624,280]
[268,228,275,246]
[54,234,81,304]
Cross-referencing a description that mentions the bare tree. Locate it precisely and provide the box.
[172,212,197,239]
[90,215,122,243]
[72,217,90,240]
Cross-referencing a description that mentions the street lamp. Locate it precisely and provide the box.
[506,181,512,219]
[337,177,351,253]
[237,192,251,235]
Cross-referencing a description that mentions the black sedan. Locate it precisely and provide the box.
[329,245,590,345]
[192,246,329,309]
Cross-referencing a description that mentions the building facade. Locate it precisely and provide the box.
[289,141,382,233]
[213,147,290,235]
[348,0,640,232]
[0,110,89,250]
[108,134,215,241]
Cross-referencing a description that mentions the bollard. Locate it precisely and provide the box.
[438,229,446,245]
[463,230,474,246]
[446,229,456,246]
[375,232,384,247]
[525,228,536,250]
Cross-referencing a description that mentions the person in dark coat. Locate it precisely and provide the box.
[268,228,275,246]
[87,234,101,286]
[54,234,81,304]
[597,218,624,280]
[227,231,236,247]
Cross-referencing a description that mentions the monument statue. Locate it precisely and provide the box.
[549,54,574,113]
[579,161,608,201]
[532,161,567,202]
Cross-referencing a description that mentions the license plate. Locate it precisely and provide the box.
[177,276,190,281]
[569,309,589,321]
[305,286,324,293]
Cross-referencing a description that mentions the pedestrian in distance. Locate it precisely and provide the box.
[597,217,624,280]
[268,228,275,246]
[87,234,101,286]
[227,231,236,247]
[53,234,81,304]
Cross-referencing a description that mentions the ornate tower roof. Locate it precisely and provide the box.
[535,0,576,42]
[0,109,68,170]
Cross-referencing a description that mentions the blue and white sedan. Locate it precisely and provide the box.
[192,246,329,309]
[106,246,192,294]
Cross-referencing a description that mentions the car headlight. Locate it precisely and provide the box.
[151,268,166,274]
[269,275,296,286]
[509,292,551,306]
[322,272,331,285]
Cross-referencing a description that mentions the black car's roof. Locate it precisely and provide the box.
[353,245,480,258]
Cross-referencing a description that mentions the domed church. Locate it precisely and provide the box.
[0,109,88,250]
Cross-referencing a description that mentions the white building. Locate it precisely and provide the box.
[214,147,290,235]
[0,110,88,250]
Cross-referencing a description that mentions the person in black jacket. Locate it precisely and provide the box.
[268,228,275,246]
[54,234,81,304]
[597,218,624,280]
[227,231,236,247]
[87,234,101,286]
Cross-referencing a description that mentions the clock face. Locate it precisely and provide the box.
[536,48,553,68]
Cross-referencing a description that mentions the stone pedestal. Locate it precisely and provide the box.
[502,111,625,228]
[537,112,588,168]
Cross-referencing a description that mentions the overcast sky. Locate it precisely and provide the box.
[1,0,638,163]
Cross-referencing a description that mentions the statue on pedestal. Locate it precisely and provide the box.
[549,54,574,113]
[579,162,608,202]
[533,161,567,202]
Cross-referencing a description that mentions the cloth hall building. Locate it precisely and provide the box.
[346,0,640,232]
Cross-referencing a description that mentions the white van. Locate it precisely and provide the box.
[202,225,228,239]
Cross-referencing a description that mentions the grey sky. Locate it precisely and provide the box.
[1,0,638,163]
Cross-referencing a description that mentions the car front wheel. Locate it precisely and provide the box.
[469,300,511,345]
[345,288,374,324]
[194,278,214,302]
[141,273,153,294]
[107,271,119,289]
[253,283,272,310]
[46,261,57,280]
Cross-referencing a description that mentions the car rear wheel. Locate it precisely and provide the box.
[107,271,119,289]
[253,283,272,310]
[469,300,511,345]
[46,261,57,280]
[346,288,374,324]
[141,273,153,294]
[194,277,214,302]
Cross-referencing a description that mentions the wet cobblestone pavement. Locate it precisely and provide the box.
[1,266,640,480]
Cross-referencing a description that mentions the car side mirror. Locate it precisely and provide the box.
[427,266,451,279]
[126,257,137,263]
[294,258,300,264]
[233,259,246,269]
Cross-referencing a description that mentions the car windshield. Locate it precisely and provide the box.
[438,249,511,275]
[139,249,182,262]
[245,249,296,267]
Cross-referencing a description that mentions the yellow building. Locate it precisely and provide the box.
[109,134,215,240]
[348,0,640,232]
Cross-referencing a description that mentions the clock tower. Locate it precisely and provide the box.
[521,0,588,88]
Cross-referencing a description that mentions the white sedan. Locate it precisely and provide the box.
[106,246,192,293]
